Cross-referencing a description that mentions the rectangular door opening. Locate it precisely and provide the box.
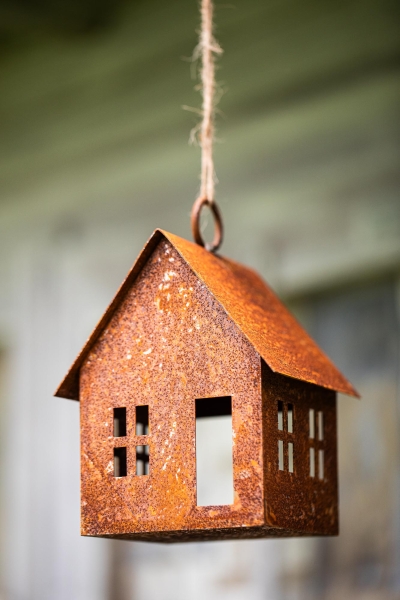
[195,396,233,506]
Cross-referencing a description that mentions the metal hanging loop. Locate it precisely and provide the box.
[191,197,224,253]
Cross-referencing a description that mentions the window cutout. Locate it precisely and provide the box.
[114,447,127,477]
[277,401,283,430]
[136,405,149,435]
[309,409,315,439]
[288,442,294,473]
[318,411,324,441]
[287,404,293,433]
[310,447,315,477]
[195,397,233,506]
[136,445,149,476]
[113,407,127,437]
[278,440,284,471]
[318,449,324,480]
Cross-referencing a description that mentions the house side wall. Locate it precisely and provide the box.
[79,239,264,538]
[262,362,338,535]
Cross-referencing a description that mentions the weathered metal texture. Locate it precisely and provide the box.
[55,228,355,541]
[79,239,265,540]
[262,363,338,536]
[55,229,358,401]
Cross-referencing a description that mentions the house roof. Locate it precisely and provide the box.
[55,229,359,400]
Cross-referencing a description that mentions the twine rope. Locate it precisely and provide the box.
[196,0,223,204]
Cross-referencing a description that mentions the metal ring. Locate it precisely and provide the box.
[191,197,224,253]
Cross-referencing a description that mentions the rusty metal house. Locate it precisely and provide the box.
[55,229,358,542]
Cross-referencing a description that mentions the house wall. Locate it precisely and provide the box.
[79,238,264,539]
[262,364,338,535]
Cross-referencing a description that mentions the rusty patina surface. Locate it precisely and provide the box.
[55,229,358,401]
[79,239,265,540]
[262,364,338,536]
[55,229,355,541]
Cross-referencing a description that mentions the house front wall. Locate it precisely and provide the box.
[79,239,264,539]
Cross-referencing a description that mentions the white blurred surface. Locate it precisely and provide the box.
[196,415,233,507]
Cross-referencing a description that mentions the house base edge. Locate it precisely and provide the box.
[82,524,339,543]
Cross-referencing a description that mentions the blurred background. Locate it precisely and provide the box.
[0,0,399,598]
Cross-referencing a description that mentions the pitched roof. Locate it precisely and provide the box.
[55,229,359,400]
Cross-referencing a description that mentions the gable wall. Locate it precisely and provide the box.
[79,239,264,538]
[262,363,338,535]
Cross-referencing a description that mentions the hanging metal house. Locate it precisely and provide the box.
[55,229,358,542]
